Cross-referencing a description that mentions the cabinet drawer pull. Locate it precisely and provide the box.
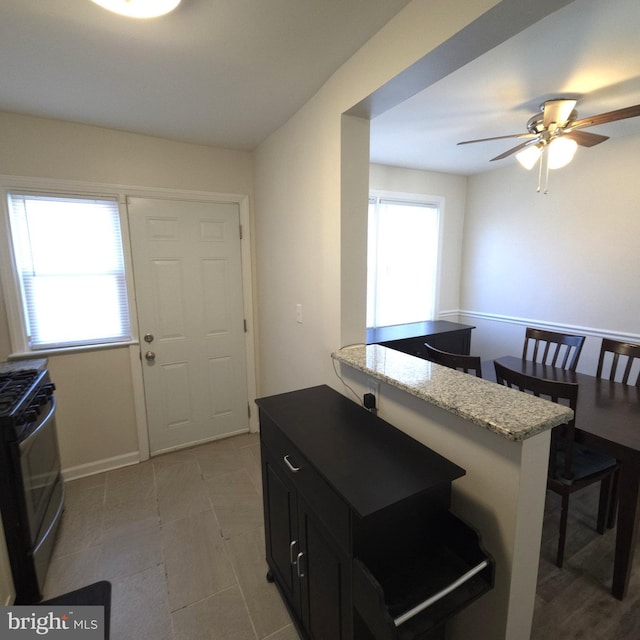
[284,455,301,473]
[290,540,298,564]
[296,552,305,578]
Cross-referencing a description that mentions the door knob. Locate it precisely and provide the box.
[144,333,154,343]
[145,351,156,362]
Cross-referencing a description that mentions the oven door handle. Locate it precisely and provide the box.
[19,396,56,450]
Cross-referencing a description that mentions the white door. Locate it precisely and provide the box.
[128,197,249,455]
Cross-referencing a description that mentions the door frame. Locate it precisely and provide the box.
[122,186,258,461]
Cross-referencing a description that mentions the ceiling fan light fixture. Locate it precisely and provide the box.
[516,144,542,170]
[90,0,181,18]
[547,137,578,169]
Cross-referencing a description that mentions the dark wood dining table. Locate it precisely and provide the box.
[483,355,640,600]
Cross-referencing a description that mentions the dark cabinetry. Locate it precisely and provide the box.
[261,416,351,638]
[366,321,475,358]
[257,385,493,640]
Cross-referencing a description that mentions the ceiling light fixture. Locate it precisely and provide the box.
[546,137,578,169]
[515,144,542,171]
[90,0,181,19]
[515,136,578,194]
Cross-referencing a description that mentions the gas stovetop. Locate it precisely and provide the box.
[0,369,54,442]
[0,370,43,415]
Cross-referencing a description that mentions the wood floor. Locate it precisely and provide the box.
[532,485,640,639]
[42,432,639,639]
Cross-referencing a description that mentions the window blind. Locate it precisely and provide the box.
[367,197,440,328]
[7,193,132,350]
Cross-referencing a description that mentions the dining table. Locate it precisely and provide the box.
[483,355,640,600]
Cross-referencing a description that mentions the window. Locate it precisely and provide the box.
[4,192,131,351]
[367,195,440,328]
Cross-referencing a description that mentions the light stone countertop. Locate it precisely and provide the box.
[331,344,573,442]
[0,358,47,373]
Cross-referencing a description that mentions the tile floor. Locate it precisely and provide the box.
[44,432,640,640]
[43,432,300,640]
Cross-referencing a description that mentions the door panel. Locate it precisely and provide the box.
[161,361,192,428]
[263,454,300,612]
[153,260,186,339]
[202,259,230,333]
[128,197,248,454]
[299,505,349,639]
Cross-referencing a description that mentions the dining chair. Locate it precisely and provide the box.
[494,360,618,568]
[522,327,586,371]
[423,343,483,377]
[594,338,640,528]
[596,338,640,386]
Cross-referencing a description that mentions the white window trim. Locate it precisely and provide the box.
[0,183,136,357]
[367,189,445,327]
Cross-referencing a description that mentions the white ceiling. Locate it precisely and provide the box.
[0,0,411,149]
[370,0,640,175]
[1,0,639,176]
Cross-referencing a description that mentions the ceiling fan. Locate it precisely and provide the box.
[457,98,640,192]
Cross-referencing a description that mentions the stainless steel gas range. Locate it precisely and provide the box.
[0,361,64,603]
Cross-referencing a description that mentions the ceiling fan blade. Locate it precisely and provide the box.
[490,139,539,162]
[570,104,640,130]
[457,132,536,145]
[543,99,577,128]
[564,130,609,147]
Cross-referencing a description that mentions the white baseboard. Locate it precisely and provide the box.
[150,428,251,457]
[61,451,140,482]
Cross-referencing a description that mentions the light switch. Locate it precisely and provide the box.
[296,303,303,324]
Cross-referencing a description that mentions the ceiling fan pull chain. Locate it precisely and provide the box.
[543,150,550,194]
[536,152,543,193]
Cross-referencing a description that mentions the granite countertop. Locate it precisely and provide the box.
[0,358,48,373]
[331,344,573,442]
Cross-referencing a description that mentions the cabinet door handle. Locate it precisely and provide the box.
[284,455,300,473]
[296,552,305,578]
[290,540,298,564]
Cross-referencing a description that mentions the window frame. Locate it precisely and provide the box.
[367,190,444,329]
[0,179,137,357]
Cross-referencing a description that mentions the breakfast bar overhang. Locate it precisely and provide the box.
[332,344,572,640]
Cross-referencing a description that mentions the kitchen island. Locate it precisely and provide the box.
[331,344,570,640]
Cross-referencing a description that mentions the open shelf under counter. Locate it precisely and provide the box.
[353,511,493,640]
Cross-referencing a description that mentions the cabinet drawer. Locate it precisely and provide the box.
[353,513,494,640]
[261,415,350,551]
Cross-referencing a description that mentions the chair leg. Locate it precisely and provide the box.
[557,493,570,568]
[607,469,619,530]
[597,477,612,534]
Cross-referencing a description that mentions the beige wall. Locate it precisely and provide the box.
[253,0,501,397]
[0,111,253,195]
[460,132,640,369]
[47,348,139,471]
[0,111,253,475]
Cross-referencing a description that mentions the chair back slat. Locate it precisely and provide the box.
[596,338,640,386]
[423,343,482,377]
[494,360,578,482]
[522,327,586,372]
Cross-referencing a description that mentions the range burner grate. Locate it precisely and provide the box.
[0,370,40,416]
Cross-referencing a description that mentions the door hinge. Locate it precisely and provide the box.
[243,319,248,333]
[239,224,243,240]
[247,402,251,419]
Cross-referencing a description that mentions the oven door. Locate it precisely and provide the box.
[18,395,62,546]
